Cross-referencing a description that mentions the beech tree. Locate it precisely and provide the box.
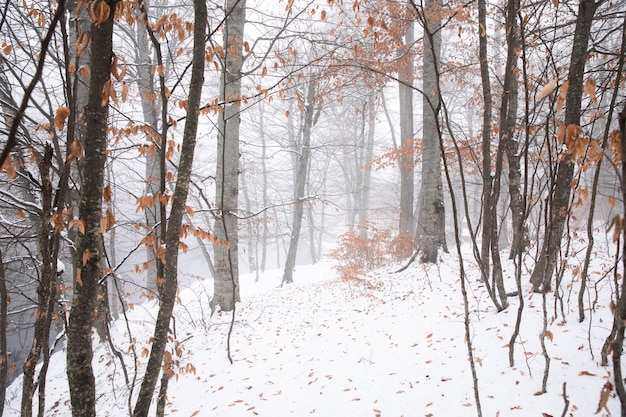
[398,18,416,238]
[282,78,318,285]
[132,0,206,414]
[66,1,116,415]
[212,0,246,311]
[529,0,600,292]
[415,0,447,263]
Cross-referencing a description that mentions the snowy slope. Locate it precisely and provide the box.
[4,250,620,416]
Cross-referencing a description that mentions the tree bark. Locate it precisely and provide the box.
[212,0,246,311]
[131,0,206,415]
[0,245,6,417]
[398,21,415,238]
[500,0,527,261]
[66,1,116,415]
[282,79,317,284]
[530,0,599,291]
[417,0,447,263]
[21,146,55,417]
[135,0,162,294]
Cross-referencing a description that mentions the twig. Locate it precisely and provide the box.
[560,382,569,417]
[0,0,66,168]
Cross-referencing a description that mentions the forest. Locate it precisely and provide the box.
[0,0,625,415]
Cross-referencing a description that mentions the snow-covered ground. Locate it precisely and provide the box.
[4,247,620,416]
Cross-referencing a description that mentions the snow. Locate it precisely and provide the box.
[56,259,65,274]
[4,247,620,416]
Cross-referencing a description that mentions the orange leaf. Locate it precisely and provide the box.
[595,381,613,414]
[90,0,110,25]
[68,141,84,163]
[100,209,115,233]
[69,217,86,234]
[76,32,90,56]
[16,209,27,219]
[101,79,117,106]
[121,82,129,102]
[2,43,12,55]
[82,248,91,266]
[537,78,558,100]
[78,65,91,79]
[584,78,597,104]
[2,157,16,179]
[103,185,113,204]
[54,106,71,131]
[76,268,83,287]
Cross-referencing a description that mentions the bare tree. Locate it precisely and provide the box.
[415,0,447,263]
[212,0,247,311]
[66,1,117,416]
[132,0,207,414]
[529,0,600,291]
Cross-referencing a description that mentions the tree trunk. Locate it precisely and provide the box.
[417,0,447,263]
[212,0,246,311]
[398,21,415,238]
[476,0,504,310]
[358,93,376,238]
[501,0,527,261]
[0,245,7,417]
[135,0,162,294]
[282,80,317,284]
[530,0,599,291]
[132,0,206,414]
[66,1,116,415]
[21,146,55,417]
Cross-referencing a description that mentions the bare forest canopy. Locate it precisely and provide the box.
[0,0,625,416]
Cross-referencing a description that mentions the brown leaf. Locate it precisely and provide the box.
[100,209,115,233]
[101,79,117,106]
[89,0,110,25]
[2,157,16,179]
[68,217,85,234]
[121,82,129,102]
[579,370,597,376]
[584,78,597,104]
[537,78,558,100]
[76,268,83,287]
[103,185,113,204]
[70,140,84,163]
[76,32,90,56]
[54,107,71,131]
[78,65,90,79]
[82,248,91,266]
[595,381,613,414]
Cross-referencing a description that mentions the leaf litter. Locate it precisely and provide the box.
[4,245,620,416]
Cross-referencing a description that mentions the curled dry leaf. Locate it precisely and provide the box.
[68,140,84,163]
[76,32,90,56]
[595,381,613,414]
[54,106,71,131]
[537,78,559,100]
[2,42,12,55]
[89,0,111,25]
